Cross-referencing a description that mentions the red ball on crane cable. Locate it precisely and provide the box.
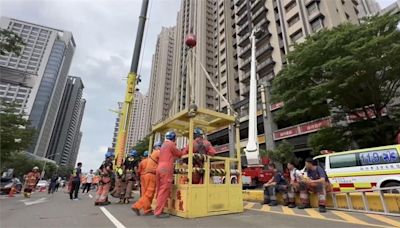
[185,34,197,48]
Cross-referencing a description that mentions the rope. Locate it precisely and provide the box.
[193,54,237,116]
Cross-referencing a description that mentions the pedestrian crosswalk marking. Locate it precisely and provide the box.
[244,202,255,209]
[304,209,325,219]
[331,211,369,226]
[366,214,400,227]
[260,205,270,212]
[281,206,295,215]
[89,194,93,198]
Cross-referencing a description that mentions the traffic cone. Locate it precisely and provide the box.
[8,186,16,197]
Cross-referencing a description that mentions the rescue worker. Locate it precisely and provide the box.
[287,161,303,208]
[137,151,149,196]
[182,127,216,184]
[263,163,288,206]
[120,150,139,204]
[132,143,162,216]
[298,158,330,213]
[48,173,59,194]
[95,151,114,206]
[23,166,40,198]
[155,131,183,218]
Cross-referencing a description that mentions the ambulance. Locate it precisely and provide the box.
[313,145,400,193]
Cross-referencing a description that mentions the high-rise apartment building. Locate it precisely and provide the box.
[0,17,76,158]
[170,0,216,115]
[46,76,85,166]
[148,26,176,126]
[126,92,149,151]
[358,0,381,17]
[207,0,368,154]
[111,102,123,150]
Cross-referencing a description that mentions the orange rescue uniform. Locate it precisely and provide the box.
[154,140,183,216]
[132,150,160,214]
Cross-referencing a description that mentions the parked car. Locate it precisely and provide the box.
[36,180,48,190]
[0,177,22,195]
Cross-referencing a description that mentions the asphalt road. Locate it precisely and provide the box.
[0,190,398,228]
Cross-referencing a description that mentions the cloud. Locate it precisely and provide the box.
[1,0,180,170]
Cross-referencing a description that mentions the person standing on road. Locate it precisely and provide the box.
[119,150,139,204]
[82,170,94,193]
[154,132,183,218]
[48,173,59,194]
[23,166,41,198]
[132,143,161,216]
[95,152,114,206]
[70,162,82,200]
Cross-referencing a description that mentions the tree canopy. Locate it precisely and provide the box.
[271,14,400,149]
[0,100,36,163]
[0,29,25,56]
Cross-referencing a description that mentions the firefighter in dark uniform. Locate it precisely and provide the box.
[263,163,288,206]
[299,158,331,213]
[122,150,139,204]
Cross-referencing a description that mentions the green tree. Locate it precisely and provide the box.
[133,136,150,156]
[266,140,298,165]
[272,14,400,148]
[0,29,25,56]
[0,100,35,163]
[308,127,351,156]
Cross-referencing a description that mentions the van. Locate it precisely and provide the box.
[313,145,400,193]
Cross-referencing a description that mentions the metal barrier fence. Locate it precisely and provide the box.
[329,186,400,217]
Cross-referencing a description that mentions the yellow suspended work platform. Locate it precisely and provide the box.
[149,107,244,218]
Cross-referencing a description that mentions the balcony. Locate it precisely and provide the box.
[253,18,269,29]
[239,43,251,57]
[238,33,250,46]
[257,58,274,72]
[251,0,264,12]
[236,1,247,16]
[235,0,245,7]
[255,44,273,58]
[241,71,250,81]
[252,5,265,20]
[240,57,251,70]
[237,10,248,24]
[283,0,296,8]
[234,84,240,92]
[238,20,249,35]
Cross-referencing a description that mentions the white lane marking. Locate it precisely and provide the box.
[19,199,30,202]
[24,197,48,206]
[100,207,126,228]
[89,194,93,198]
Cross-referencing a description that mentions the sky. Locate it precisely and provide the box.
[0,0,396,172]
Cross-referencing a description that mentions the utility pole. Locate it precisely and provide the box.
[115,0,149,167]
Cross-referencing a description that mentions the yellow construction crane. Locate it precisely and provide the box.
[114,0,149,168]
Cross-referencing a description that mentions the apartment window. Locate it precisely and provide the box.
[285,1,296,12]
[290,29,303,42]
[307,2,318,15]
[311,19,323,32]
[345,13,350,19]
[287,14,300,27]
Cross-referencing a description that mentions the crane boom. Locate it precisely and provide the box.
[114,0,149,167]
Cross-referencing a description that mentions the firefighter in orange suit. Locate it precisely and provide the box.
[95,151,114,206]
[132,143,161,215]
[154,132,183,218]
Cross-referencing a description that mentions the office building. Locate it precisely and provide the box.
[0,66,35,114]
[46,76,85,166]
[0,17,76,158]
[358,0,381,17]
[148,26,176,126]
